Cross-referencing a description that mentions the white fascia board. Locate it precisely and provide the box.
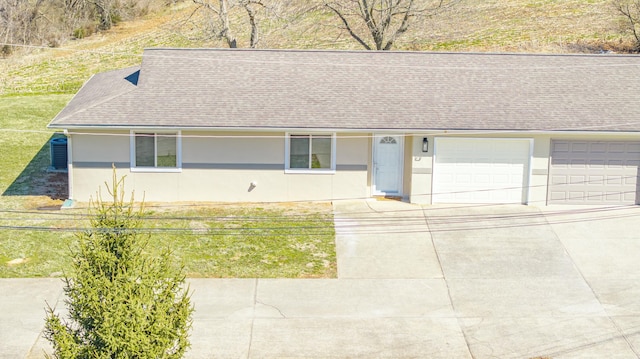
[47,126,640,136]
[53,125,419,133]
[407,129,640,136]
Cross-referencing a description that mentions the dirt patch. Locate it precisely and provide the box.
[6,257,29,266]
[36,171,68,200]
[144,201,333,215]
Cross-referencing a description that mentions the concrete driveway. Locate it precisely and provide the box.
[333,200,640,358]
[3,200,640,358]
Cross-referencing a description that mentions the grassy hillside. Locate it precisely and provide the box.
[0,0,632,97]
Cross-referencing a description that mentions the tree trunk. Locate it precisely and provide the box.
[220,0,237,48]
[244,2,258,48]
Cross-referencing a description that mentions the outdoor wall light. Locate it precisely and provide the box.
[422,137,429,153]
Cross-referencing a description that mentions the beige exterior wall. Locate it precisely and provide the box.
[69,130,640,204]
[68,131,370,203]
[409,135,434,204]
[402,136,413,200]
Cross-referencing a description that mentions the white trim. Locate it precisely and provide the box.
[130,130,182,173]
[130,167,183,173]
[371,134,404,196]
[49,125,640,138]
[526,138,534,205]
[284,169,337,175]
[284,132,336,174]
[64,129,74,200]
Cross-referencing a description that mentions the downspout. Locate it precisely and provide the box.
[64,129,73,201]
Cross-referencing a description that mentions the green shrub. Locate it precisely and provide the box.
[72,28,86,39]
[44,169,193,358]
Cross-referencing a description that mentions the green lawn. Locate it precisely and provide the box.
[0,95,71,207]
[0,95,336,278]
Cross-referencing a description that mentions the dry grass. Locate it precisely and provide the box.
[1,0,634,96]
[412,0,632,53]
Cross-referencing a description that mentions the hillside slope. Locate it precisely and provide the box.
[0,0,631,96]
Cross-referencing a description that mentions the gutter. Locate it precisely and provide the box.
[47,126,640,137]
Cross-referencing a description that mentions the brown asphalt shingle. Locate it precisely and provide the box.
[48,48,640,132]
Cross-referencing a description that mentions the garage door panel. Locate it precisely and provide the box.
[604,192,628,202]
[585,192,604,202]
[625,176,637,185]
[625,192,637,201]
[607,176,623,185]
[553,142,570,152]
[551,175,567,185]
[570,160,587,168]
[609,143,627,153]
[589,160,605,168]
[591,143,607,152]
[569,192,584,200]
[569,175,586,184]
[433,138,531,204]
[608,160,625,167]
[571,142,589,152]
[457,174,472,183]
[548,140,640,205]
[589,176,604,185]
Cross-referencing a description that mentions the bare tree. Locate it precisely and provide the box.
[91,0,116,30]
[615,0,640,51]
[191,0,265,48]
[0,0,171,55]
[0,0,46,54]
[324,0,454,50]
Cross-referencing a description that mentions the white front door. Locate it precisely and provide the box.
[372,135,404,196]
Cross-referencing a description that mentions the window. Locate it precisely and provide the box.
[380,136,397,144]
[286,133,336,173]
[131,132,181,171]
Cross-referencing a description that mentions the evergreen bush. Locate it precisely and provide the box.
[45,170,193,358]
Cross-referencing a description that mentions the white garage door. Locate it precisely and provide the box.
[433,138,532,204]
[548,140,640,205]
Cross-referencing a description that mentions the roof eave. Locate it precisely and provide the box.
[46,124,640,136]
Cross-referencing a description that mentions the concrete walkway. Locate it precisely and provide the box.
[3,200,640,358]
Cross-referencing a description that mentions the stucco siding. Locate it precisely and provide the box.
[71,132,129,163]
[182,131,283,165]
[409,135,434,204]
[69,131,369,202]
[530,135,551,206]
[336,135,368,164]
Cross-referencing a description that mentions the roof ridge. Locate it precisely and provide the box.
[141,47,640,58]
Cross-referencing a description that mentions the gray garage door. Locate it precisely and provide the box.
[548,140,640,204]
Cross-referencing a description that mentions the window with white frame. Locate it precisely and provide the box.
[131,132,181,170]
[286,133,336,172]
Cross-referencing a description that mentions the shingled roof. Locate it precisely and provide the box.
[49,48,640,132]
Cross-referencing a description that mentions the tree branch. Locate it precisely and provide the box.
[616,0,640,50]
[326,3,372,50]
